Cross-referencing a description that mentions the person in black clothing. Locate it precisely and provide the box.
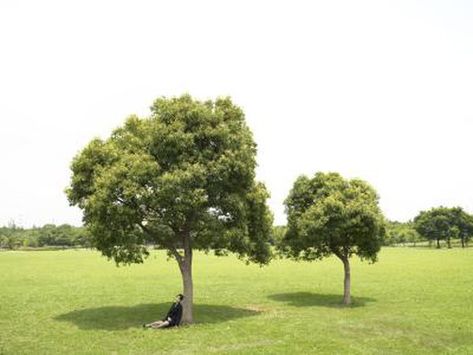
[143,294,184,329]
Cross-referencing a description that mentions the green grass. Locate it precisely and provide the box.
[1,248,472,354]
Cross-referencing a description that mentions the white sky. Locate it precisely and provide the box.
[1,0,472,227]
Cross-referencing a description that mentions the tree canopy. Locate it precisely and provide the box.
[66,94,273,324]
[280,172,385,304]
[384,221,421,246]
[414,206,473,248]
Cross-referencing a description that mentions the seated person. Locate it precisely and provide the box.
[143,294,184,329]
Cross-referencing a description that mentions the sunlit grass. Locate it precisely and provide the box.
[0,248,472,354]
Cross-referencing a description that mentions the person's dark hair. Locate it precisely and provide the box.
[177,294,184,301]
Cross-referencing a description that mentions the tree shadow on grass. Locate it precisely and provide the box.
[55,303,260,330]
[268,292,376,308]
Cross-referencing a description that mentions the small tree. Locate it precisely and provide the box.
[385,221,422,247]
[414,208,449,248]
[450,207,473,248]
[280,172,385,305]
[66,95,273,324]
[0,235,9,249]
[414,207,472,248]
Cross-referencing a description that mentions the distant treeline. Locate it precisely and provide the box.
[272,206,473,249]
[384,221,424,246]
[0,224,90,249]
[383,218,470,248]
[2,206,472,251]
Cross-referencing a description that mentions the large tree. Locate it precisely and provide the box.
[280,172,385,305]
[66,95,273,324]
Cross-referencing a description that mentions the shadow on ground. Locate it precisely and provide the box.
[55,303,260,330]
[268,292,376,308]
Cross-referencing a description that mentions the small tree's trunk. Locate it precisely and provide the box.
[179,258,193,324]
[447,237,451,249]
[461,236,465,248]
[436,238,440,249]
[177,232,193,325]
[342,257,351,305]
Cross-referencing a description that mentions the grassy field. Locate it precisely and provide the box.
[0,248,472,354]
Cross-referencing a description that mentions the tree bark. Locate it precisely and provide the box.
[447,237,451,249]
[140,222,194,324]
[436,238,440,249]
[461,237,465,248]
[178,232,193,325]
[342,257,351,305]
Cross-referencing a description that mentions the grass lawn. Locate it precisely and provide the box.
[0,247,472,354]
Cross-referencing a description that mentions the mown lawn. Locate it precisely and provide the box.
[0,248,472,354]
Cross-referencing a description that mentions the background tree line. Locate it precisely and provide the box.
[274,206,473,249]
[3,206,472,251]
[0,223,90,249]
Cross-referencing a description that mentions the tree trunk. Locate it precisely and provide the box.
[436,238,440,249]
[179,258,193,324]
[447,237,451,249]
[178,232,193,325]
[342,257,351,305]
[461,237,465,248]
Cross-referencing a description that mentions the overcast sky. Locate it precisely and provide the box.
[1,0,472,227]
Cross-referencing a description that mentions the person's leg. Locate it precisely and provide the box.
[151,320,170,329]
[144,320,164,328]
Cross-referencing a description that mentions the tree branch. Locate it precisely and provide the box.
[332,247,345,261]
[169,247,184,266]
[137,221,183,265]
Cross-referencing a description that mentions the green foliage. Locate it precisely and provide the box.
[0,235,8,248]
[281,172,385,262]
[384,221,422,246]
[450,207,473,246]
[0,225,90,249]
[414,207,451,244]
[270,225,287,246]
[66,94,273,265]
[414,206,473,247]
